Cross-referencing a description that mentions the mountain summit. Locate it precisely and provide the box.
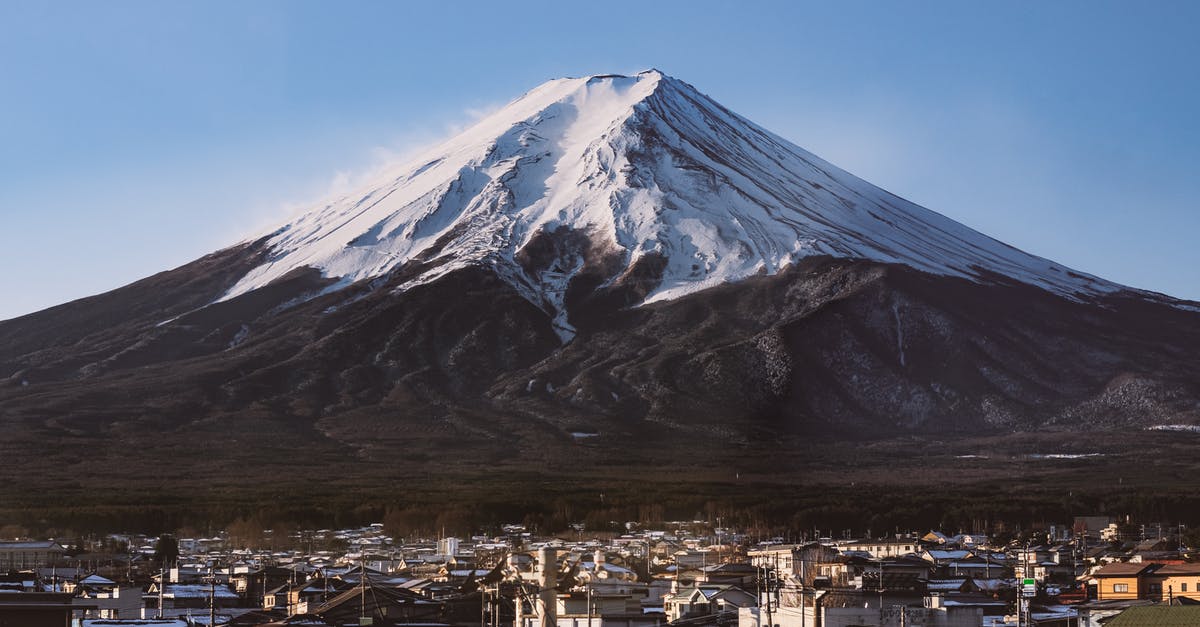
[3,71,1200,511]
[223,71,1130,340]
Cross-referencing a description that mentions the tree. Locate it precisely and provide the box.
[1181,526,1200,551]
[226,516,265,549]
[153,535,179,567]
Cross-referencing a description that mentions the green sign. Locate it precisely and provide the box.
[1022,578,1035,586]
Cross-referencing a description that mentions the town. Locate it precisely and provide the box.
[1,515,1196,627]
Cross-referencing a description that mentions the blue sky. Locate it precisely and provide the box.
[2,1,1198,320]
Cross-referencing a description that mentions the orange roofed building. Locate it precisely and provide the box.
[1089,562,1163,601]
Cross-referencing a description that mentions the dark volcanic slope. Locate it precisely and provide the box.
[4,70,1200,520]
[2,251,1199,505]
[0,241,267,381]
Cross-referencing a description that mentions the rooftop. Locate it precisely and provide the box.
[1091,562,1160,577]
[1107,605,1200,626]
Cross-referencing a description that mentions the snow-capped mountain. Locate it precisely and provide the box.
[224,70,1125,340]
[3,70,1200,505]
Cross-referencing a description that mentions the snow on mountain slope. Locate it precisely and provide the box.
[223,69,1126,339]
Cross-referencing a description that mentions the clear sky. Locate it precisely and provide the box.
[2,1,1198,320]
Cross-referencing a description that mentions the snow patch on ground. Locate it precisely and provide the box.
[227,324,250,349]
[1148,424,1200,432]
[892,301,906,367]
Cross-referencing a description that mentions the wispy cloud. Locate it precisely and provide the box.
[226,100,512,246]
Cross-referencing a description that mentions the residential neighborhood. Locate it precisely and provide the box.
[2,515,1199,626]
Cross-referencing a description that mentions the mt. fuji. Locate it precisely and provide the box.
[2,71,1199,512]
[224,70,1141,341]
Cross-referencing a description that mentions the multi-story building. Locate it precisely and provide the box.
[0,541,65,569]
[1088,562,1162,600]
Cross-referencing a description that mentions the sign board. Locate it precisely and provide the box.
[1021,578,1037,597]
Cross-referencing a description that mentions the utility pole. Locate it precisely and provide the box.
[1026,543,1032,627]
[207,567,216,627]
[1018,544,1025,627]
[799,585,805,627]
[755,563,761,627]
[878,560,884,614]
[1080,526,1089,590]
[799,551,807,627]
[764,569,773,627]
[360,554,370,625]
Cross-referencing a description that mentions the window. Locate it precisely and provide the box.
[1113,583,1129,593]
[1183,583,1189,592]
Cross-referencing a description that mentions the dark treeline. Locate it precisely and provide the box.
[6,481,1200,542]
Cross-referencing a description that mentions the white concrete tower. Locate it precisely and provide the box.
[537,547,557,627]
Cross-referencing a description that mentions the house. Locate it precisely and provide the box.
[674,550,709,570]
[696,563,757,588]
[853,556,932,592]
[1074,516,1114,541]
[554,587,650,621]
[939,559,1009,580]
[948,534,989,549]
[1155,563,1200,601]
[662,584,756,622]
[0,570,38,592]
[308,582,441,626]
[835,537,919,559]
[576,551,638,584]
[747,542,846,586]
[436,567,492,584]
[143,582,241,613]
[921,532,950,545]
[512,549,660,627]
[1088,562,1162,600]
[0,540,66,569]
[920,549,972,565]
[263,582,290,611]
[737,589,1003,627]
[262,577,353,614]
[520,587,664,627]
[922,578,981,594]
[229,565,294,604]
[74,578,144,620]
[748,544,804,572]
